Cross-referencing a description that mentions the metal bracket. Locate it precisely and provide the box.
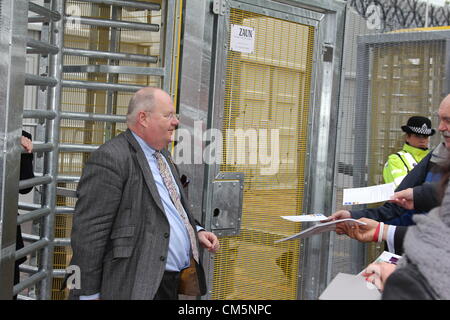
[213,0,226,16]
[210,172,244,236]
[322,43,334,62]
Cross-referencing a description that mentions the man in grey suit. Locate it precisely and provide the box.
[69,87,220,300]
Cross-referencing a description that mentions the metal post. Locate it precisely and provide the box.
[105,5,121,141]
[62,47,158,63]
[300,7,346,300]
[38,0,65,300]
[0,0,28,300]
[354,38,370,190]
[30,0,54,299]
[161,0,176,94]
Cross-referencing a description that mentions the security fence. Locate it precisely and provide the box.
[349,0,450,32]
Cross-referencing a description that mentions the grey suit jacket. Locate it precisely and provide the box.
[69,129,206,299]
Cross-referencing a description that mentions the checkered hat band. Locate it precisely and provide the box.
[409,124,432,135]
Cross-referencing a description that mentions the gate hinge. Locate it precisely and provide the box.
[213,0,226,16]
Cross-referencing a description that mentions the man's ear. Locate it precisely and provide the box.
[138,111,149,128]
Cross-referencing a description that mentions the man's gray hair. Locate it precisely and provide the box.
[126,87,158,124]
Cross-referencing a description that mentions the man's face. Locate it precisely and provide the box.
[437,95,450,151]
[141,91,179,150]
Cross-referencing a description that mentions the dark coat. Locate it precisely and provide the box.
[17,131,35,248]
[382,260,438,300]
[15,131,35,285]
[350,151,442,255]
[350,152,435,222]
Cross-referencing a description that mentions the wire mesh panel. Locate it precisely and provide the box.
[360,31,446,263]
[211,8,315,300]
[368,39,445,186]
[332,8,449,276]
[330,7,376,278]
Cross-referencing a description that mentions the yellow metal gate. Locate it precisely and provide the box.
[211,8,315,300]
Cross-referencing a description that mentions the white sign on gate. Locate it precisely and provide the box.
[230,24,255,54]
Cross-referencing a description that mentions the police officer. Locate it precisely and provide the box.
[383,116,435,187]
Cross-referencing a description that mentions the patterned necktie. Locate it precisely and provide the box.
[154,151,199,263]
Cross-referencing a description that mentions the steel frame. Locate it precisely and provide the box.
[202,0,346,300]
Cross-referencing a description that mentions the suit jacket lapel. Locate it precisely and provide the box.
[124,129,166,215]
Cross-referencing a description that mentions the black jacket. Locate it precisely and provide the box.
[350,151,442,255]
[16,131,34,266]
[382,260,438,300]
[350,152,435,222]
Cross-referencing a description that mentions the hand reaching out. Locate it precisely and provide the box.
[335,218,383,242]
[323,210,351,222]
[389,188,414,210]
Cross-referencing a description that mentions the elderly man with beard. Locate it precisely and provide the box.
[326,94,450,255]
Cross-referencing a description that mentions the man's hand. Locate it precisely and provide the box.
[335,218,379,242]
[198,231,220,253]
[21,136,33,153]
[323,210,351,222]
[389,188,414,210]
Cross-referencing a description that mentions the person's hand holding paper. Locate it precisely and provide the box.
[388,187,414,210]
[336,218,381,242]
[322,210,351,222]
[324,183,396,224]
[275,218,366,243]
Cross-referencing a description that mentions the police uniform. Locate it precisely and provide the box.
[383,116,435,187]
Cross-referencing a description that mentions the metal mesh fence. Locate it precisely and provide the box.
[349,0,450,32]
[330,5,448,281]
[330,6,375,279]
